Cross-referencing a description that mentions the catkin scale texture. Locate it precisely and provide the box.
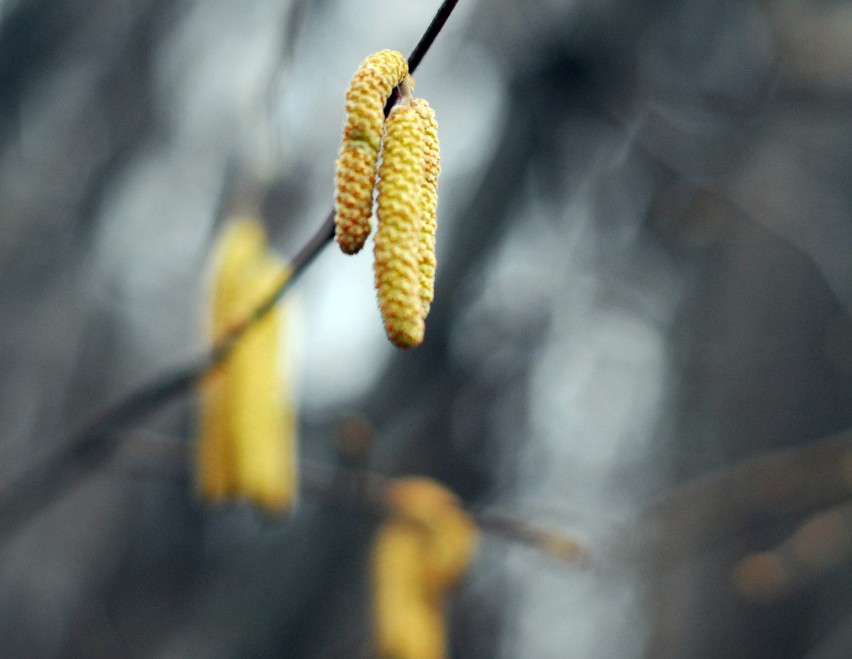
[335,50,408,255]
[374,105,426,348]
[411,98,440,319]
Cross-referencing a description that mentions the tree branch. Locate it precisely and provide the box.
[639,426,852,563]
[0,0,461,543]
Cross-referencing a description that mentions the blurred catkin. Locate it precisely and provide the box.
[372,477,478,659]
[198,218,297,513]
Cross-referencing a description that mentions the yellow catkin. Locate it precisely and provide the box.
[335,49,409,255]
[197,218,297,513]
[374,104,426,348]
[371,477,479,659]
[372,520,446,659]
[385,477,478,595]
[199,219,268,501]
[226,257,297,512]
[411,98,440,319]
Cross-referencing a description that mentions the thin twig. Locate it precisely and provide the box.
[407,0,459,73]
[640,426,852,562]
[476,512,589,566]
[77,429,590,568]
[0,0,461,542]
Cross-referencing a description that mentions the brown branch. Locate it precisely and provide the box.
[66,425,590,567]
[407,0,459,73]
[640,426,852,562]
[733,498,852,603]
[475,512,589,566]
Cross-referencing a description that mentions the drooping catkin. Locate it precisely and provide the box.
[384,478,478,596]
[374,104,426,348]
[372,519,447,659]
[335,49,408,255]
[371,477,478,659]
[198,218,298,513]
[411,98,440,319]
[226,256,297,512]
[199,219,268,501]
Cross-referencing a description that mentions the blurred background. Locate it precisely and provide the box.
[1,0,851,656]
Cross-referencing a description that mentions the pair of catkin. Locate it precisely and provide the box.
[197,218,298,513]
[371,477,478,659]
[334,50,440,349]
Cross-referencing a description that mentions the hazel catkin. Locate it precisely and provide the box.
[198,219,268,501]
[371,477,478,659]
[384,477,478,596]
[372,519,446,659]
[197,218,298,513]
[411,98,440,319]
[334,49,408,255]
[374,104,426,348]
[226,257,297,512]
